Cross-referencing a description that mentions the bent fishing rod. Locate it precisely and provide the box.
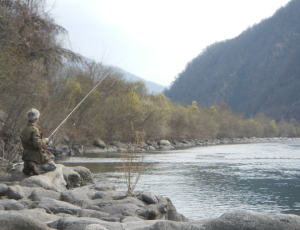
[48,71,111,142]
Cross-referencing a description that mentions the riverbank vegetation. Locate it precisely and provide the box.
[1,0,300,159]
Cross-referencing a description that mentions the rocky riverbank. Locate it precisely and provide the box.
[50,137,300,157]
[1,164,300,229]
[0,164,300,230]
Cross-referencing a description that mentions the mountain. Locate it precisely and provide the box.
[164,0,300,122]
[116,67,166,94]
[80,58,166,94]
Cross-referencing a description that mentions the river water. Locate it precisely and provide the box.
[56,139,300,220]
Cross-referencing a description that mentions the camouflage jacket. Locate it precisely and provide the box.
[20,122,51,165]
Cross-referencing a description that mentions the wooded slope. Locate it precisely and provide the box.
[164,0,300,122]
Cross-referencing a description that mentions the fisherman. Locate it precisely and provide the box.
[20,108,57,175]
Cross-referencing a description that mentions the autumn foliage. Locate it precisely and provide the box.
[0,0,299,155]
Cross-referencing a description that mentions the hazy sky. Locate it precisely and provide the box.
[47,0,291,86]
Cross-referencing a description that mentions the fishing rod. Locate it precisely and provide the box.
[48,71,111,141]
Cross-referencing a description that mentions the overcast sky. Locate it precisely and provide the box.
[47,0,291,86]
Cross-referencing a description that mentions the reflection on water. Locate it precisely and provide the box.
[56,140,300,220]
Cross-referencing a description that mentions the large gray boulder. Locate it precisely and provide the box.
[110,141,123,148]
[85,224,107,230]
[83,197,145,217]
[0,208,60,223]
[61,186,96,206]
[28,187,61,201]
[37,198,80,214]
[14,164,93,193]
[139,220,205,230]
[61,184,121,207]
[79,209,110,219]
[72,166,94,186]
[202,210,300,230]
[55,217,124,230]
[137,195,188,222]
[158,140,171,146]
[0,199,25,210]
[0,184,8,196]
[0,213,49,230]
[141,192,158,204]
[9,164,31,181]
[7,185,35,200]
[165,197,188,222]
[62,166,82,189]
[93,139,106,148]
[20,164,67,192]
[81,194,187,222]
[7,185,60,201]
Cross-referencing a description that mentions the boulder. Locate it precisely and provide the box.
[140,142,148,148]
[9,164,31,181]
[0,199,25,210]
[0,172,11,182]
[85,224,107,230]
[137,195,188,222]
[37,197,80,214]
[20,164,67,192]
[93,184,117,191]
[121,216,144,223]
[0,184,8,196]
[79,209,110,219]
[202,210,300,230]
[56,217,123,230]
[0,208,60,223]
[148,146,156,151]
[158,140,171,146]
[83,197,146,218]
[165,197,188,222]
[181,140,192,146]
[61,184,121,207]
[106,146,118,152]
[0,213,49,230]
[62,166,82,189]
[141,192,158,204]
[93,139,106,148]
[61,186,95,206]
[141,220,205,230]
[7,185,34,200]
[110,141,123,148]
[18,197,39,209]
[28,187,61,201]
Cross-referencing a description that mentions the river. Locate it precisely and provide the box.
[56,139,300,220]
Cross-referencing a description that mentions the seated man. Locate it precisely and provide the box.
[20,108,57,175]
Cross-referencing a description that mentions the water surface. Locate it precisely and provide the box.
[56,140,300,220]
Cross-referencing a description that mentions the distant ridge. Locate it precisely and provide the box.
[164,0,300,122]
[80,58,166,94]
[114,67,166,94]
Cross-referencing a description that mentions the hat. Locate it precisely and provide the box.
[28,108,40,122]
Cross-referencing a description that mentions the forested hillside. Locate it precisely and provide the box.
[164,0,300,122]
[1,0,299,159]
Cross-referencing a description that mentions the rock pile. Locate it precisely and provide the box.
[0,164,188,230]
[2,164,300,229]
[50,137,300,157]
